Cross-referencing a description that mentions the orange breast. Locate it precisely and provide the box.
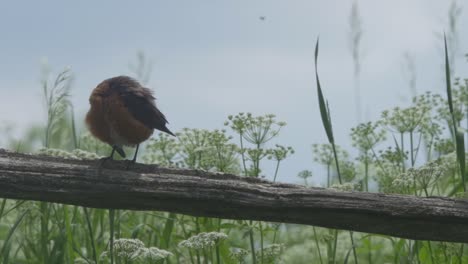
[86,95,113,145]
[86,93,153,146]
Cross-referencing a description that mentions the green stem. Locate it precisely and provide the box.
[180,217,196,264]
[364,156,369,192]
[0,199,6,219]
[40,202,49,264]
[260,222,264,264]
[349,232,358,264]
[83,208,98,264]
[459,244,464,264]
[216,245,220,264]
[414,241,420,264]
[313,227,324,264]
[64,206,75,264]
[196,250,201,264]
[410,131,417,196]
[442,242,449,263]
[410,131,415,167]
[239,134,248,176]
[272,225,279,244]
[273,160,280,182]
[249,220,257,264]
[109,209,115,264]
[367,236,372,264]
[332,230,338,264]
[331,143,342,184]
[413,133,423,163]
[427,241,435,264]
[400,132,405,173]
[203,248,209,264]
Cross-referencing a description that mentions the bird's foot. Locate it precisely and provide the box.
[125,159,137,170]
[99,155,114,167]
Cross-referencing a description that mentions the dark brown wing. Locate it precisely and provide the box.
[108,76,175,136]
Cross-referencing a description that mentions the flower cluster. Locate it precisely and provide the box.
[113,238,145,260]
[350,121,386,152]
[38,147,78,159]
[230,247,249,263]
[267,144,295,162]
[71,149,101,160]
[143,132,181,166]
[225,113,286,146]
[390,172,415,194]
[297,170,313,185]
[178,232,228,250]
[389,159,449,195]
[330,182,361,192]
[136,247,173,262]
[381,105,430,133]
[78,132,110,156]
[38,147,100,160]
[110,238,172,262]
[256,244,285,263]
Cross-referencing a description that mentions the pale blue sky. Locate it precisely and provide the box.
[1,1,467,184]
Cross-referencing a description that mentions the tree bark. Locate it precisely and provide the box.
[0,149,468,243]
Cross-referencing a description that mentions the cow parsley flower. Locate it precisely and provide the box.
[178,232,228,250]
[230,247,249,263]
[113,238,145,260]
[136,247,173,261]
[330,182,360,192]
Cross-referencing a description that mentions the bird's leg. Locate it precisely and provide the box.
[114,145,126,158]
[132,144,140,163]
[125,144,140,170]
[108,146,116,159]
[99,145,118,167]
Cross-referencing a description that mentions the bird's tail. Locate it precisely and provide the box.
[160,126,176,137]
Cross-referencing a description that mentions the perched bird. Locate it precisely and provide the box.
[86,76,175,164]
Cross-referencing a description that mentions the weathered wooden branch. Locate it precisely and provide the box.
[0,149,467,243]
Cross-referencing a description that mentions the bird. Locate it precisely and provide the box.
[86,76,175,165]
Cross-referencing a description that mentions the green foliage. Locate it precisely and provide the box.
[3,35,468,264]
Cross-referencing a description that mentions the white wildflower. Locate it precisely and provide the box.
[330,182,360,192]
[230,247,249,263]
[72,149,101,160]
[113,238,145,260]
[38,148,78,159]
[136,247,173,261]
[391,172,414,190]
[256,244,284,263]
[178,232,228,250]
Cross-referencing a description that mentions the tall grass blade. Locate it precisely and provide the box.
[314,38,342,184]
[314,38,334,144]
[0,199,6,220]
[109,209,115,264]
[83,208,98,264]
[444,34,466,192]
[63,206,75,264]
[314,37,357,263]
[0,209,29,263]
[162,213,176,249]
